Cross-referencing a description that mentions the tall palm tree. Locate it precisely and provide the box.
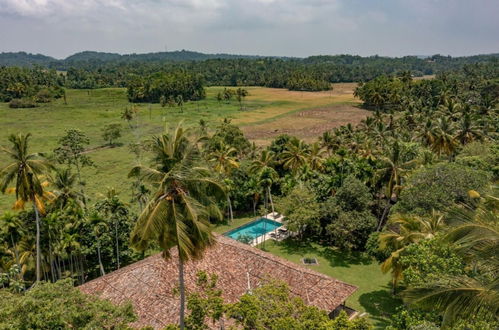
[376,141,419,230]
[87,212,108,276]
[129,125,225,329]
[280,139,310,175]
[455,113,483,145]
[96,189,129,270]
[0,133,52,282]
[308,142,326,171]
[250,150,278,214]
[319,131,340,155]
[415,118,435,147]
[431,117,458,157]
[208,143,239,222]
[49,168,85,210]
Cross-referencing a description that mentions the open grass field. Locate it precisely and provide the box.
[0,83,367,210]
[213,217,400,329]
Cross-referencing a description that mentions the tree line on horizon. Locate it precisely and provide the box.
[1,52,499,93]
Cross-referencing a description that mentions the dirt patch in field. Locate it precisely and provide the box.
[242,103,370,145]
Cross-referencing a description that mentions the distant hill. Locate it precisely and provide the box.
[0,50,268,68]
[1,50,497,74]
[0,52,56,67]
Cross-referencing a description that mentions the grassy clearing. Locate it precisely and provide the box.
[258,239,401,328]
[0,84,363,210]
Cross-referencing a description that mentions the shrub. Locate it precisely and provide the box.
[8,98,38,108]
[34,88,53,103]
[102,123,122,146]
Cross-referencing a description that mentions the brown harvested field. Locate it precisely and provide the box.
[237,82,370,145]
[233,82,360,125]
[242,104,369,145]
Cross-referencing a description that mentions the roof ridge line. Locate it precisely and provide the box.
[216,235,357,290]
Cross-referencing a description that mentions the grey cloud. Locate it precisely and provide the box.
[0,0,497,58]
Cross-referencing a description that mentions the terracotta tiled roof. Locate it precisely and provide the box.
[79,235,357,329]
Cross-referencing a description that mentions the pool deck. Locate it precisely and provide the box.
[248,212,287,246]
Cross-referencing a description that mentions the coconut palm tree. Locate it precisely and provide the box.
[208,143,239,222]
[319,131,340,155]
[415,118,435,147]
[376,141,419,230]
[431,117,458,157]
[0,133,52,282]
[49,168,85,210]
[308,142,326,171]
[131,181,150,212]
[455,113,483,145]
[250,150,278,214]
[280,139,310,175]
[129,125,225,329]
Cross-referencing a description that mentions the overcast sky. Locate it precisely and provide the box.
[0,0,498,59]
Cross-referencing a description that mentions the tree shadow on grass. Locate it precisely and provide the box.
[276,238,323,256]
[319,247,372,268]
[359,288,402,328]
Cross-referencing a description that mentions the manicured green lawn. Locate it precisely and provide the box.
[258,239,401,328]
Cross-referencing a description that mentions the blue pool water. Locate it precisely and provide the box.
[225,218,282,241]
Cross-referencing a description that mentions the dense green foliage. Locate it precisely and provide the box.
[3,51,498,91]
[127,72,205,103]
[0,66,64,106]
[399,238,465,287]
[58,54,499,91]
[394,163,491,215]
[0,279,136,329]
[227,280,371,330]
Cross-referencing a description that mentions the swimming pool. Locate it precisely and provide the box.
[224,218,282,241]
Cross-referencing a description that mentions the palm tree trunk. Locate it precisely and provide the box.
[252,197,257,216]
[97,244,105,276]
[377,194,398,231]
[115,219,120,269]
[227,194,234,223]
[49,243,55,282]
[33,202,42,282]
[178,256,186,330]
[377,202,391,232]
[267,186,275,215]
